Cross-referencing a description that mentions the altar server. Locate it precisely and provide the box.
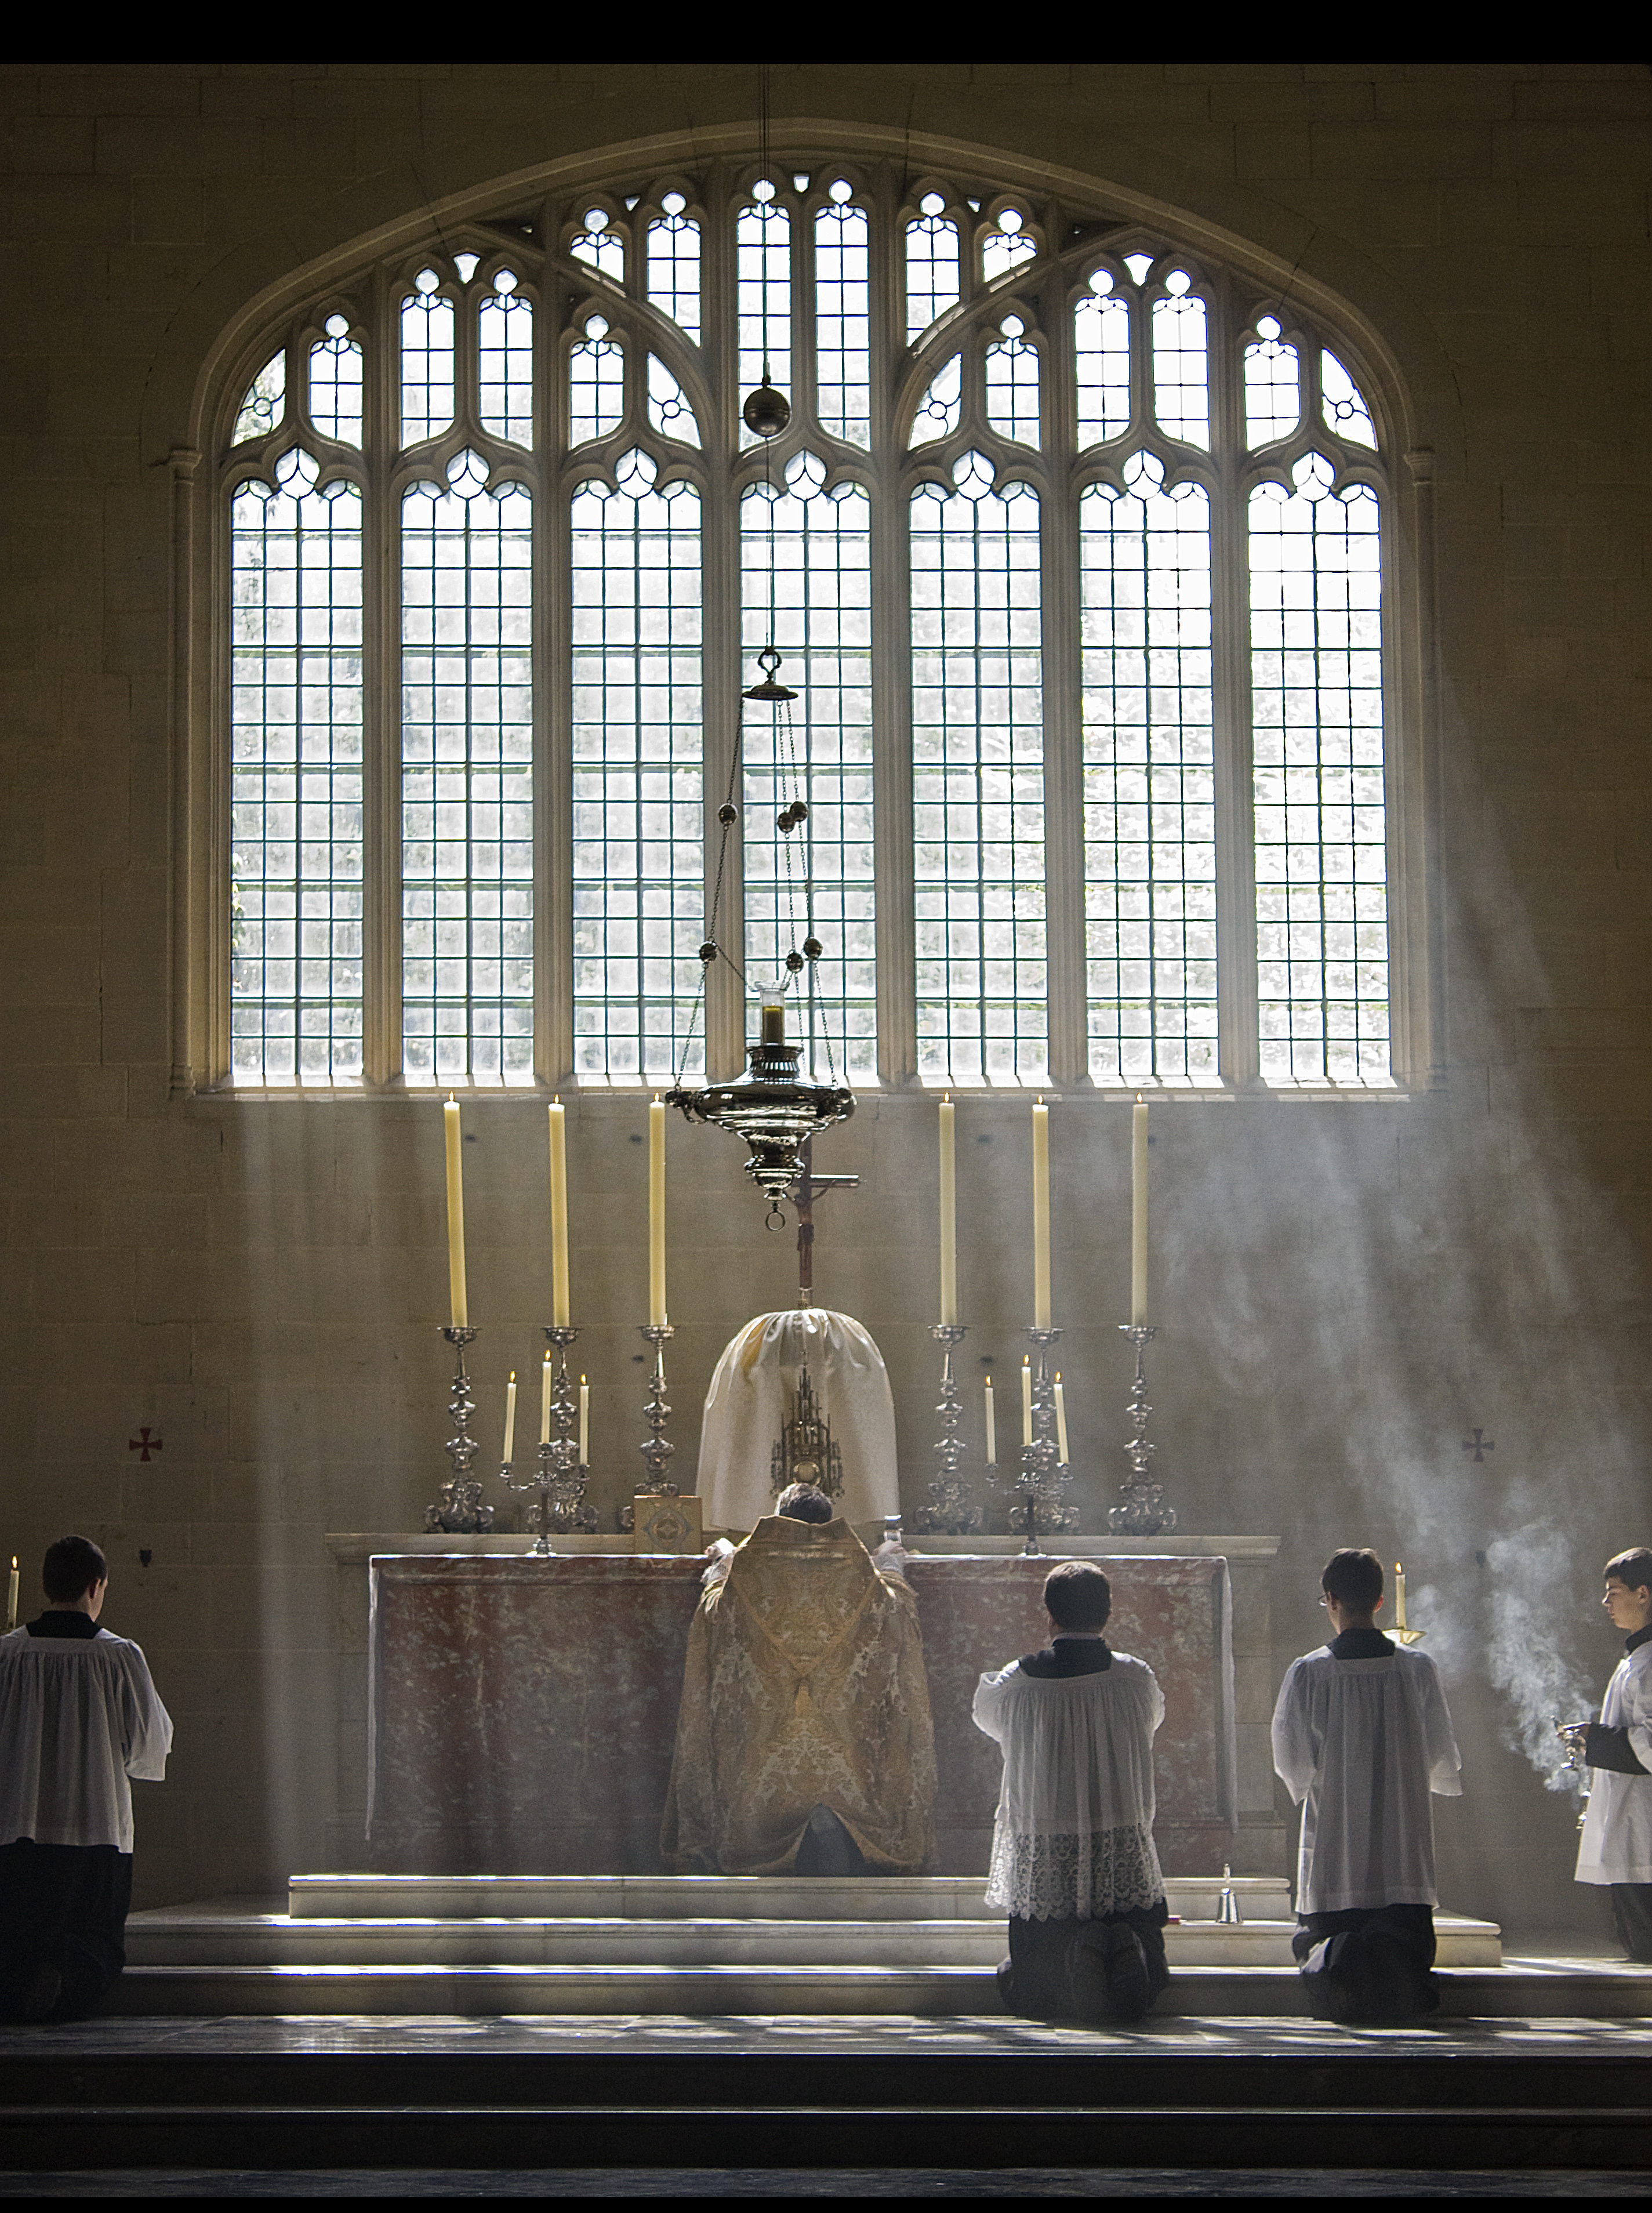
[661,1484,935,1875]
[1562,1547,1652,1960]
[973,1561,1170,2023]
[1272,1547,1461,2023]
[0,1536,173,2022]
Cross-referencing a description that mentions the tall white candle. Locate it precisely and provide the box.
[1021,1356,1033,1447]
[1395,1562,1408,1632]
[443,1096,467,1330]
[6,1557,17,1634]
[938,1095,957,1327]
[548,1099,570,1328]
[539,1350,552,1446]
[1032,1098,1051,1330]
[579,1375,590,1467]
[983,1374,996,1465]
[1131,1094,1149,1327]
[648,1097,667,1328]
[502,1372,517,1465]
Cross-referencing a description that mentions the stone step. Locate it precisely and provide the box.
[106,1957,1651,2019]
[126,1908,1503,1971]
[286,1871,1295,1923]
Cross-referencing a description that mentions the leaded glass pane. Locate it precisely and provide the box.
[572,208,624,284]
[982,209,1036,286]
[1081,459,1217,1084]
[985,318,1040,449]
[910,354,961,448]
[400,454,534,1084]
[1150,275,1209,450]
[401,273,455,448]
[570,452,705,1082]
[737,188,791,447]
[911,455,1046,1084]
[234,349,285,445]
[1244,317,1298,451]
[478,274,533,449]
[1321,350,1378,450]
[740,458,876,1080]
[569,317,624,447]
[815,193,871,448]
[1250,460,1388,1083]
[1075,281,1130,449]
[230,451,363,1082]
[906,199,959,341]
[308,320,361,447]
[647,355,700,447]
[647,200,701,342]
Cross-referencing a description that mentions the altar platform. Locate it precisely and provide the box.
[335,1536,1279,1879]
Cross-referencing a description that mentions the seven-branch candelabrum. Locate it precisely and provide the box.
[994,1327,1077,1558]
[618,1325,678,1534]
[914,1323,982,1535]
[501,1326,594,1554]
[1109,1323,1177,1536]
[425,1326,496,1534]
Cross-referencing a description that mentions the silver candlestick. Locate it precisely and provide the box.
[994,1326,1077,1557]
[502,1325,594,1554]
[425,1326,496,1534]
[619,1323,677,1533]
[914,1323,982,1534]
[1109,1323,1177,1534]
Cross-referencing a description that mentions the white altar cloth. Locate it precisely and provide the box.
[696,1308,899,1534]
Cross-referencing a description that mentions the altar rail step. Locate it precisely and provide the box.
[286,1872,1294,1922]
[4,2044,1651,2171]
[107,1956,1652,2019]
[126,1909,1504,1972]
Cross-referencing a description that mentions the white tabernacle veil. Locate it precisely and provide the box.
[696,1308,899,1534]
[972,1655,1167,1920]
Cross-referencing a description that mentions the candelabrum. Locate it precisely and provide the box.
[502,1326,594,1554]
[619,1324,677,1533]
[993,1327,1077,1557]
[1108,1323,1177,1536]
[425,1326,496,1534]
[914,1323,982,1534]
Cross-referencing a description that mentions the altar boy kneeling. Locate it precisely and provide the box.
[974,1561,1170,2023]
[1272,1547,1462,2024]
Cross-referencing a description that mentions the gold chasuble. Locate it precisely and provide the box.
[661,1515,937,1874]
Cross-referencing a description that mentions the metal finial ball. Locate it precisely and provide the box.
[789,800,808,822]
[778,808,797,833]
[742,380,791,438]
[718,803,738,825]
[803,937,823,960]
[785,949,805,973]
[699,941,718,963]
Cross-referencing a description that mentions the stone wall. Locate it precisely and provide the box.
[1,63,1649,1928]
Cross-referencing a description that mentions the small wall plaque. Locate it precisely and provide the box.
[633,1493,703,1554]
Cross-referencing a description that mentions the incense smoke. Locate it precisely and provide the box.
[1484,1521,1595,1793]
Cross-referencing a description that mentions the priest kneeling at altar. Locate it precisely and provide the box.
[1272,1547,1462,2024]
[974,1561,1171,2024]
[660,1483,936,1875]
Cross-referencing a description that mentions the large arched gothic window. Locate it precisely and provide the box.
[216,157,1406,1093]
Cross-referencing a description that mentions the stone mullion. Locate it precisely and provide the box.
[362,265,403,1086]
[702,173,746,1083]
[538,204,572,1086]
[1039,250,1087,1091]
[1210,274,1259,1089]
[872,165,916,1087]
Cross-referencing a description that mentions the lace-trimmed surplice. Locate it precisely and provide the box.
[973,1653,1166,1920]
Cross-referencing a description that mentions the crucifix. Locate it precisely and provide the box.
[789,1136,859,1307]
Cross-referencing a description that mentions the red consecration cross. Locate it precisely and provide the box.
[128,1427,163,1462]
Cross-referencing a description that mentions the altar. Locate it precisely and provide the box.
[344,1540,1265,1880]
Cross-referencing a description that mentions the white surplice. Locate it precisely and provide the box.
[1271,1644,1462,1914]
[1575,1638,1652,1886]
[972,1653,1166,1920]
[0,1628,173,1852]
